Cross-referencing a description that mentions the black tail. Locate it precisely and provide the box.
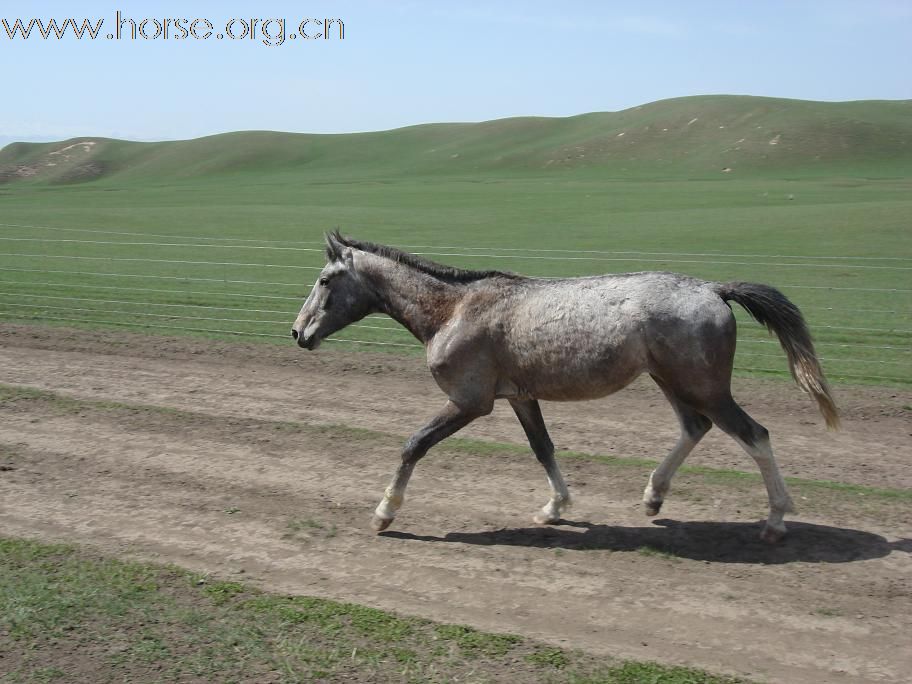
[716,282,840,429]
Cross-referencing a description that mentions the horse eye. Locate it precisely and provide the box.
[319,277,329,286]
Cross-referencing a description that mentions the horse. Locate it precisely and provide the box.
[291,231,839,543]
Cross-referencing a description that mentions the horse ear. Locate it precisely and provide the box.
[324,230,344,261]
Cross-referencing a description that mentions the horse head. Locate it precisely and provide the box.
[291,231,376,349]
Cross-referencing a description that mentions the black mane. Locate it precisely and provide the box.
[330,231,519,284]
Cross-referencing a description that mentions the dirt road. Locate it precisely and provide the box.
[1,325,910,683]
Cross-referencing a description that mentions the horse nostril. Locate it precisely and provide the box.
[290,328,299,340]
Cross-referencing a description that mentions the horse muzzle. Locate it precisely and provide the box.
[290,327,320,350]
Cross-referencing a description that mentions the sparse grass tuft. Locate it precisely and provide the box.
[527,647,570,669]
[287,517,324,531]
[283,517,338,542]
[637,546,680,561]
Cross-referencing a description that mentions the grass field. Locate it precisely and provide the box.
[0,96,909,385]
[0,537,746,683]
[0,175,908,385]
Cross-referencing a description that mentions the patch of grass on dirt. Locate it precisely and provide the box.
[287,517,325,531]
[636,545,681,562]
[283,517,338,541]
[433,623,523,656]
[527,646,571,669]
[582,661,749,683]
[683,464,912,502]
[0,383,183,421]
[0,536,748,683]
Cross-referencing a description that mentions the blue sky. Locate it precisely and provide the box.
[1,1,910,143]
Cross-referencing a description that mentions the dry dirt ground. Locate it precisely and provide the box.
[1,324,910,683]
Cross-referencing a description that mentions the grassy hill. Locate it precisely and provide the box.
[2,95,911,185]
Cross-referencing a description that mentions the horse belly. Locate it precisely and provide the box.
[523,353,645,401]
[502,321,647,401]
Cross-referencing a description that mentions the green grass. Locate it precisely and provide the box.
[432,624,523,656]
[0,536,748,683]
[527,647,571,669]
[0,96,909,385]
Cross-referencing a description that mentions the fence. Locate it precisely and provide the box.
[0,221,909,385]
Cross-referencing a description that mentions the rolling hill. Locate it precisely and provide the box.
[1,95,910,185]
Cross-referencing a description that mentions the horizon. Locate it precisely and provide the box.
[3,93,911,150]
[2,1,910,147]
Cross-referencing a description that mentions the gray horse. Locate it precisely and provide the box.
[292,231,839,543]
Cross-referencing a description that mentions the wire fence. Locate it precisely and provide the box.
[0,222,909,385]
[3,236,912,271]
[3,222,912,262]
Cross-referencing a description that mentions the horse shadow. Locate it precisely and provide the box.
[381,518,911,565]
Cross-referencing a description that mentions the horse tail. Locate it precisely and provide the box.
[715,281,840,429]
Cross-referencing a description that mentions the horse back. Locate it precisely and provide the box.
[431,272,736,402]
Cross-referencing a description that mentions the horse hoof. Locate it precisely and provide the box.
[533,513,560,525]
[644,501,663,516]
[760,524,786,544]
[371,515,393,532]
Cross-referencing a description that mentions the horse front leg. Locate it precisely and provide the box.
[509,399,571,524]
[371,400,486,532]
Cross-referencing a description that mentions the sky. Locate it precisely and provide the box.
[1,0,910,144]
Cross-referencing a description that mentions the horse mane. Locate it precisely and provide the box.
[328,230,519,284]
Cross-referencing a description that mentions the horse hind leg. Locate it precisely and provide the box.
[643,378,712,516]
[703,397,795,543]
[509,399,571,524]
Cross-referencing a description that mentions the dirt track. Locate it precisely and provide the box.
[1,324,910,683]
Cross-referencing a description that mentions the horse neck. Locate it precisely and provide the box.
[356,253,460,344]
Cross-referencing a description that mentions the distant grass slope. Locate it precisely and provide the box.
[2,95,911,185]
